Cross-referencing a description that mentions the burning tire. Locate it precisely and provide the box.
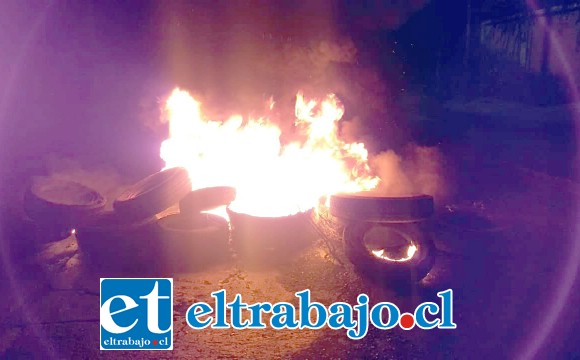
[23,176,106,228]
[113,167,191,221]
[344,222,435,284]
[329,193,434,222]
[157,213,230,271]
[75,211,160,270]
[227,208,317,268]
[179,186,236,215]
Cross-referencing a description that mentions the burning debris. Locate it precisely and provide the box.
[160,88,379,217]
[227,208,318,269]
[21,88,442,283]
[329,193,435,285]
[179,186,236,216]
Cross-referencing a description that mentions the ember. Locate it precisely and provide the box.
[371,244,418,262]
[364,223,419,262]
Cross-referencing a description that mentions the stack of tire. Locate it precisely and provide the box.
[23,167,235,272]
[74,167,193,271]
[329,193,436,287]
[158,186,235,271]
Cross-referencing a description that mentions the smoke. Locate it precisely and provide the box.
[147,0,421,129]
[143,1,449,202]
[370,145,449,202]
[371,150,415,196]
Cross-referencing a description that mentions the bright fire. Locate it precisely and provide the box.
[160,88,379,217]
[371,244,418,262]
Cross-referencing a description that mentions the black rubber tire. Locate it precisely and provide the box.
[330,193,434,222]
[179,186,236,215]
[113,167,191,221]
[157,213,230,271]
[344,222,435,285]
[227,208,317,268]
[23,176,106,226]
[75,211,160,270]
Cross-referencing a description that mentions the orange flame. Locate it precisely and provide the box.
[160,88,379,217]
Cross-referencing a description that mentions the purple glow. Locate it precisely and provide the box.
[516,1,580,359]
[0,3,60,359]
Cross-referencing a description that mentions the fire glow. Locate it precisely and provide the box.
[371,244,418,262]
[160,88,379,217]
